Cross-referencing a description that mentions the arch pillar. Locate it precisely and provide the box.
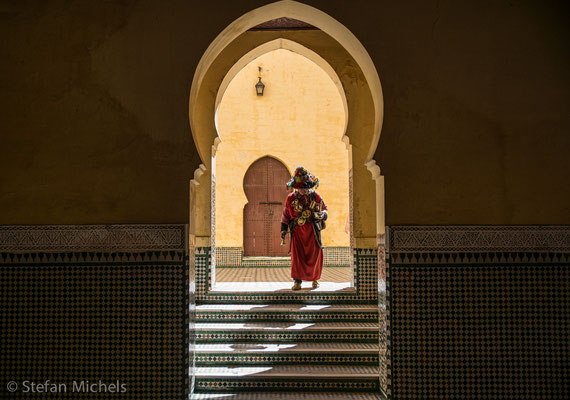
[190,164,211,247]
[366,160,386,236]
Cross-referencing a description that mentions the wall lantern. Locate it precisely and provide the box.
[255,66,265,96]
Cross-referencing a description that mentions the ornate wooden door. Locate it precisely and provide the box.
[243,156,290,257]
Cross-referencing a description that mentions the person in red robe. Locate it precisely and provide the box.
[280,166,328,290]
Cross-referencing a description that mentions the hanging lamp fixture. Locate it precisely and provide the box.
[255,66,265,96]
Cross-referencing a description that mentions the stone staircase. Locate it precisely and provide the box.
[191,302,383,399]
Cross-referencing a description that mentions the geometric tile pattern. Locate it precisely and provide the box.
[0,224,189,400]
[189,237,197,394]
[387,225,570,400]
[390,251,570,265]
[384,235,393,400]
[195,375,379,392]
[0,224,186,252]
[323,247,351,266]
[389,225,570,252]
[195,246,211,299]
[196,310,377,323]
[0,250,185,264]
[377,234,388,398]
[215,246,243,266]
[195,330,379,343]
[216,247,350,267]
[215,266,351,282]
[195,352,379,366]
[191,393,384,399]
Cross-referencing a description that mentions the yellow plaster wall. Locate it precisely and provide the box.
[215,49,349,248]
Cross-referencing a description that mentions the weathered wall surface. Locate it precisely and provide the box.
[0,0,201,224]
[370,1,570,224]
[1,0,568,225]
[215,49,349,247]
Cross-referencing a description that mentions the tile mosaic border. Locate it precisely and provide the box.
[389,225,570,253]
[390,251,570,265]
[388,226,570,267]
[195,378,379,392]
[196,310,378,323]
[377,234,388,399]
[0,224,186,252]
[0,250,186,264]
[195,331,378,343]
[216,247,351,267]
[195,353,379,366]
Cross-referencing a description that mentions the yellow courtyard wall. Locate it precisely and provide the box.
[215,49,349,248]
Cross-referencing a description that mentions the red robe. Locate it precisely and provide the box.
[282,191,327,281]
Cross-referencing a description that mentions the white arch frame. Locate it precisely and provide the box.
[189,0,385,239]
[189,0,383,165]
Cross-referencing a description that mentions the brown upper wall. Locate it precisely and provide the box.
[1,0,568,225]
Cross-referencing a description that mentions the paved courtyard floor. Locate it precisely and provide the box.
[215,266,351,282]
[213,266,353,292]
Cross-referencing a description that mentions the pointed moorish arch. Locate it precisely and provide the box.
[213,38,349,139]
[188,0,385,249]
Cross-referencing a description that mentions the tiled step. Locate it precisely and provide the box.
[195,342,379,366]
[194,365,379,393]
[191,394,385,400]
[192,299,382,396]
[195,322,379,343]
[196,303,379,322]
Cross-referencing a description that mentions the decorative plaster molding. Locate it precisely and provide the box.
[191,164,207,187]
[211,137,222,158]
[389,225,570,252]
[365,159,381,180]
[0,224,186,252]
[366,159,385,236]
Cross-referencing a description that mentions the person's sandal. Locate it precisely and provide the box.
[312,280,319,289]
[292,281,302,290]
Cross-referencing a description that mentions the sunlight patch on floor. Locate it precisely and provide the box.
[211,281,352,292]
[196,304,269,311]
[196,366,273,377]
[196,323,315,330]
[299,305,331,310]
[196,344,298,352]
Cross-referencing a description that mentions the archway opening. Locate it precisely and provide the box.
[188,0,386,297]
[212,47,351,291]
[188,1,387,396]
